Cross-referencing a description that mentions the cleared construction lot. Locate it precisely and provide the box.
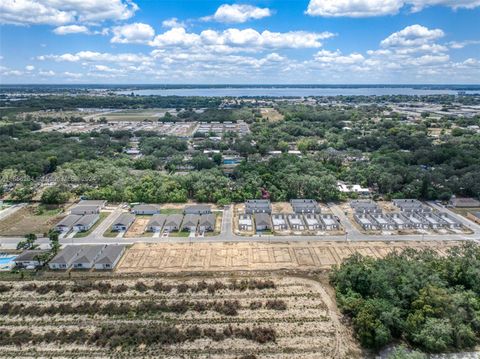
[0,276,361,358]
[117,240,464,273]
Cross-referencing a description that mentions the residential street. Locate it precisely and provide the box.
[0,203,479,249]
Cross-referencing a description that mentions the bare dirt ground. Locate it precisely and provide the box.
[0,275,362,359]
[124,217,149,238]
[271,202,292,213]
[117,240,465,273]
[0,205,63,236]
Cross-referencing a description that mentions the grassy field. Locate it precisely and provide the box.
[74,212,109,238]
[0,275,361,358]
[0,205,63,236]
[92,108,175,122]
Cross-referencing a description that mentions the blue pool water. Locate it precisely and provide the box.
[223,159,240,165]
[0,256,17,269]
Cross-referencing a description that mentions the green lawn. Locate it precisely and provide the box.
[74,212,109,238]
[103,229,120,238]
[161,208,183,215]
[169,231,190,237]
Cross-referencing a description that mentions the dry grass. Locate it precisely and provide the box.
[0,205,63,236]
[260,108,284,122]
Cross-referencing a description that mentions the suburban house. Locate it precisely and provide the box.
[393,199,431,213]
[49,246,81,270]
[198,214,216,232]
[386,213,412,229]
[254,213,272,231]
[131,204,161,215]
[290,199,320,214]
[184,205,212,215]
[271,214,288,231]
[182,214,200,231]
[163,214,183,232]
[449,196,480,208]
[467,211,480,224]
[350,200,381,214]
[55,214,82,233]
[421,213,447,229]
[370,213,396,230]
[406,213,430,229]
[146,214,167,232]
[111,213,135,232]
[287,214,305,230]
[337,181,370,196]
[94,245,126,270]
[319,214,340,231]
[79,200,107,208]
[71,245,106,269]
[304,213,322,230]
[245,200,272,214]
[238,214,253,231]
[14,250,49,268]
[437,212,462,229]
[354,213,378,230]
[73,213,100,232]
[71,205,101,215]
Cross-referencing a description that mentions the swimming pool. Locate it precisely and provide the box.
[0,255,17,271]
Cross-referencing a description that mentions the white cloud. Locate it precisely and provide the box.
[0,0,138,25]
[150,27,334,50]
[25,65,35,71]
[202,4,272,23]
[39,70,56,76]
[306,0,403,17]
[40,51,152,64]
[162,17,185,28]
[53,24,89,35]
[314,49,365,64]
[448,40,480,49]
[380,25,444,48]
[306,0,480,17]
[111,23,155,44]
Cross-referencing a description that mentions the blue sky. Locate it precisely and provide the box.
[0,0,479,84]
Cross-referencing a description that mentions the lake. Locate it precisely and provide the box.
[116,87,480,97]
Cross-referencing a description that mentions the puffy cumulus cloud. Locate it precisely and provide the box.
[314,49,365,64]
[161,17,185,28]
[53,24,89,35]
[380,25,444,48]
[39,50,152,64]
[111,23,155,44]
[306,0,403,17]
[0,0,138,26]
[150,27,335,51]
[305,0,480,17]
[202,4,272,23]
[25,65,35,71]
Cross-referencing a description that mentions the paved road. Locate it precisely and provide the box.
[1,202,479,249]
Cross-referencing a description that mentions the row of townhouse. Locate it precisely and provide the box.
[354,211,462,231]
[111,213,216,233]
[244,199,320,215]
[49,245,126,270]
[239,213,340,232]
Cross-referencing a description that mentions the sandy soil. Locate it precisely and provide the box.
[0,275,362,359]
[124,217,149,238]
[116,240,466,274]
